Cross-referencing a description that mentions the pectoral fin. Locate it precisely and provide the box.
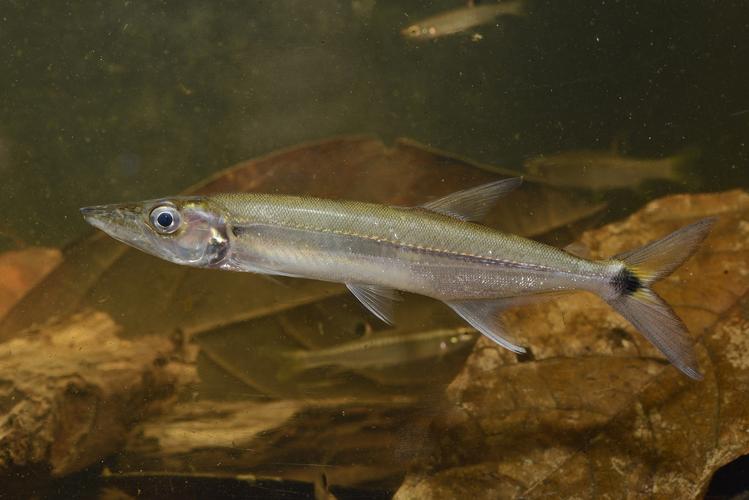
[420,177,522,222]
[347,284,400,325]
[446,298,527,353]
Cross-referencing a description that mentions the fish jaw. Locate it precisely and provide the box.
[80,202,157,253]
[81,204,151,244]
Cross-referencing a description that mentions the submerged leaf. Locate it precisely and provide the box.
[0,136,609,399]
[0,247,62,320]
[394,189,749,499]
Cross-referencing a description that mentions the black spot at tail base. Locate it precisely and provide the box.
[612,267,642,296]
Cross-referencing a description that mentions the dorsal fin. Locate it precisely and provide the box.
[420,177,522,222]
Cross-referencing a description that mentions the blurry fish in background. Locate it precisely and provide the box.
[523,147,700,191]
[278,326,479,379]
[401,0,526,41]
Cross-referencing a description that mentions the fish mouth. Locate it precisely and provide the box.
[80,204,141,236]
[80,205,119,231]
[80,203,150,249]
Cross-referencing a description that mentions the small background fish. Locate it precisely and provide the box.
[523,147,700,190]
[277,326,479,380]
[402,0,526,40]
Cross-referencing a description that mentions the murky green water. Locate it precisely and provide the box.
[1,1,747,498]
[2,0,746,250]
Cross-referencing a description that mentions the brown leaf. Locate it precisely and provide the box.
[0,136,645,490]
[0,136,602,399]
[0,247,62,320]
[394,190,749,499]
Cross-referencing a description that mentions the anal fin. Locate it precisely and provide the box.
[347,284,400,325]
[446,298,528,353]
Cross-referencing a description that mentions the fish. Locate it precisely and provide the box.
[401,1,526,41]
[278,326,478,378]
[80,178,715,379]
[523,148,698,190]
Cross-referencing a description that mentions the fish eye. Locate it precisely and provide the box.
[149,205,181,234]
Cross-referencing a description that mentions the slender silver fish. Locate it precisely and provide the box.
[81,178,714,379]
[402,1,526,41]
[280,326,478,377]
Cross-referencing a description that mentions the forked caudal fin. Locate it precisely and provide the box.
[606,217,716,380]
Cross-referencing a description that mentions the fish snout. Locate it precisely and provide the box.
[80,204,137,233]
[80,205,109,218]
[81,205,113,225]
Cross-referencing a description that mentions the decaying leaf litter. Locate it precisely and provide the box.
[0,136,605,398]
[0,136,611,491]
[395,189,749,499]
[0,311,177,477]
[1,136,742,495]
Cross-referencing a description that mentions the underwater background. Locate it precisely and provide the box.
[2,0,747,250]
[1,1,748,498]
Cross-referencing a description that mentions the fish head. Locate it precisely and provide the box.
[401,23,435,39]
[80,197,229,267]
